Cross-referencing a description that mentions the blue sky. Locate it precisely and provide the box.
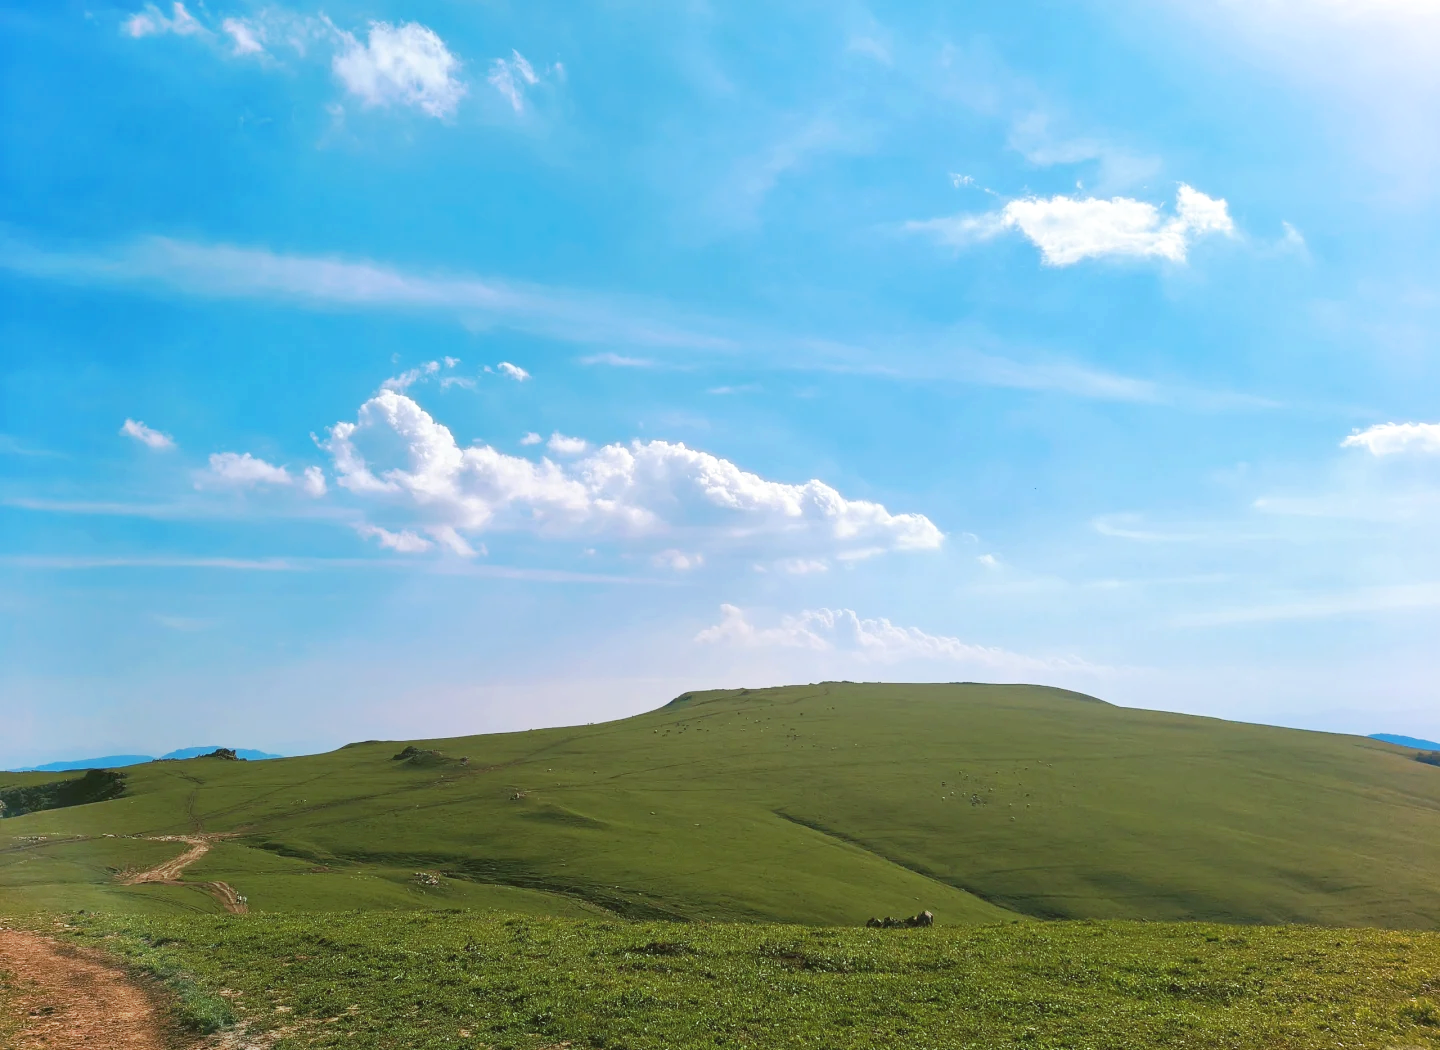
[4,0,1440,766]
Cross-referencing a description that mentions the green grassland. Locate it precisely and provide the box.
[40,910,1440,1050]
[4,682,1440,927]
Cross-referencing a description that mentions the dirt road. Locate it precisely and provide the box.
[125,837,213,885]
[0,928,185,1049]
[123,837,247,915]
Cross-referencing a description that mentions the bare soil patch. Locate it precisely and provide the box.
[0,928,192,1049]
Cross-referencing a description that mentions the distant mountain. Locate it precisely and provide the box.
[1369,733,1440,751]
[9,747,283,772]
[17,755,155,773]
[158,746,283,761]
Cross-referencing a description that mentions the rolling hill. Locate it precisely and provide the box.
[4,682,1440,928]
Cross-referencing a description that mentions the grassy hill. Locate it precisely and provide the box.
[4,682,1440,927]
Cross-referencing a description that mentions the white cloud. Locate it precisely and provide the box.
[430,525,478,557]
[901,212,1010,248]
[443,356,461,368]
[322,391,944,557]
[120,419,175,450]
[355,523,431,552]
[4,237,1241,407]
[579,353,656,368]
[333,22,466,118]
[1005,112,1161,194]
[203,452,292,487]
[381,360,440,391]
[123,7,467,119]
[487,49,540,112]
[1341,422,1440,456]
[200,454,328,496]
[977,553,1001,568]
[907,184,1235,266]
[696,605,1092,670]
[497,361,530,381]
[834,546,887,562]
[653,549,703,571]
[547,432,589,455]
[301,465,327,497]
[776,557,829,574]
[221,16,263,55]
[695,604,829,650]
[520,432,542,446]
[123,2,206,39]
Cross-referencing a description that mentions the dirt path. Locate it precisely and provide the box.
[126,837,213,884]
[0,928,190,1049]
[123,837,248,915]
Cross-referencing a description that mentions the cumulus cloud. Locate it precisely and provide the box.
[487,50,539,112]
[497,361,529,381]
[356,523,431,552]
[333,21,466,118]
[1342,422,1440,456]
[203,452,293,487]
[199,452,327,496]
[123,5,468,120]
[120,419,175,450]
[547,432,589,455]
[300,465,327,496]
[322,391,943,557]
[520,432,542,446]
[907,184,1235,266]
[123,2,206,39]
[696,605,1093,670]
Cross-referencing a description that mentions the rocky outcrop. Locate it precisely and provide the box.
[866,910,934,928]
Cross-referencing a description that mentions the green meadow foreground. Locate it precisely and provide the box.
[7,682,1440,1047]
[16,911,1440,1049]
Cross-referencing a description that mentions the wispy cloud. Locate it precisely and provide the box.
[579,352,658,368]
[0,436,64,458]
[0,233,1273,409]
[2,494,344,521]
[1175,582,1440,627]
[2,555,300,571]
[1005,111,1161,194]
[1092,513,1283,543]
[123,1,207,39]
[486,50,559,113]
[0,554,657,584]
[0,235,733,352]
[120,419,176,450]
